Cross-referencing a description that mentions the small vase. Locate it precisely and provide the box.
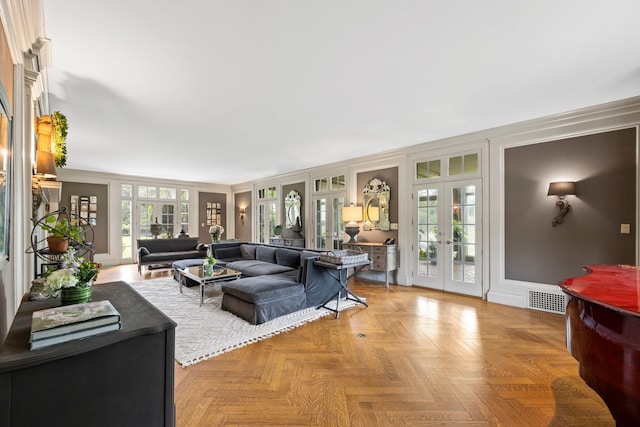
[203,263,214,276]
[61,285,92,305]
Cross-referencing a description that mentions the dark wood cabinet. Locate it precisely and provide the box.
[0,282,176,427]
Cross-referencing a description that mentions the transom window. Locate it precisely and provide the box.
[258,186,277,199]
[314,174,346,192]
[416,152,479,181]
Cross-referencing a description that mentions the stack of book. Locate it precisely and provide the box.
[29,300,122,350]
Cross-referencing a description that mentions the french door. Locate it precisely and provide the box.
[256,200,277,244]
[138,202,177,239]
[413,179,482,296]
[312,195,345,250]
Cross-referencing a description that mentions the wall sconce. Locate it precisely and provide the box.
[547,181,576,226]
[239,207,245,225]
[35,150,57,179]
[342,203,363,243]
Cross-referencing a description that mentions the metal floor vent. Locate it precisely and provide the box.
[527,290,566,314]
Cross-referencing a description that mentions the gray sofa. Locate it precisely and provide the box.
[137,237,207,274]
[208,244,343,324]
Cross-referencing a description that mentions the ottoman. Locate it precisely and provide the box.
[171,258,205,286]
[221,276,306,324]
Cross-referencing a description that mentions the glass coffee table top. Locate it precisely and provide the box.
[177,265,241,306]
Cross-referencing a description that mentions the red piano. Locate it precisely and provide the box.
[560,265,640,427]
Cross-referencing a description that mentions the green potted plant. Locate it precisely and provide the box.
[52,111,68,168]
[41,215,84,253]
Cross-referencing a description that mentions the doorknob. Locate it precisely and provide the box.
[445,240,452,244]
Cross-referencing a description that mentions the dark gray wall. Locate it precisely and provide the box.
[60,182,109,254]
[199,192,226,242]
[356,166,398,243]
[505,127,636,284]
[235,190,252,242]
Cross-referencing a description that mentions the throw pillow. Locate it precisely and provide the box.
[276,248,300,268]
[241,244,257,259]
[256,245,277,263]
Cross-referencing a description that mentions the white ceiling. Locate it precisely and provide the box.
[43,1,640,185]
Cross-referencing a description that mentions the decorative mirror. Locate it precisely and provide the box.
[362,178,390,231]
[284,190,301,229]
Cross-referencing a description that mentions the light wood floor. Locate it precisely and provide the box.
[97,265,615,426]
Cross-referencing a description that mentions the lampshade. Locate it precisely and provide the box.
[342,205,362,223]
[547,181,576,197]
[35,150,57,178]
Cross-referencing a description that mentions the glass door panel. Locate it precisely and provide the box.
[415,186,441,286]
[258,203,266,243]
[444,180,482,296]
[138,202,177,240]
[331,196,345,250]
[256,201,276,244]
[160,203,175,237]
[314,198,327,250]
[138,202,155,239]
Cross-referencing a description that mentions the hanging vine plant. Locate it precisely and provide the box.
[52,111,68,168]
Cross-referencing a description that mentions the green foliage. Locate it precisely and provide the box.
[52,111,68,168]
[76,260,99,283]
[41,215,84,242]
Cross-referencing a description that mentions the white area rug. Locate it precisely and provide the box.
[129,277,358,367]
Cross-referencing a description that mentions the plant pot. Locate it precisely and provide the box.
[61,285,92,306]
[47,236,69,253]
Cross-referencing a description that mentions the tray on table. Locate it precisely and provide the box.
[319,249,368,265]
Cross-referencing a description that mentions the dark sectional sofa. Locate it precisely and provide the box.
[176,243,344,324]
[137,237,207,274]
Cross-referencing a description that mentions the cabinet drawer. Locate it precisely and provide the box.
[373,253,386,262]
[373,246,389,254]
[372,261,386,271]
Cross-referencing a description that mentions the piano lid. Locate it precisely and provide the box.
[559,264,640,317]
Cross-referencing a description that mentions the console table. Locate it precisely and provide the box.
[269,237,305,248]
[0,281,176,427]
[342,242,398,287]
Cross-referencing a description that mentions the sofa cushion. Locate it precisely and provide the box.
[138,237,200,253]
[241,244,257,259]
[142,250,205,263]
[276,248,301,268]
[222,276,304,304]
[256,245,277,263]
[225,260,295,277]
[215,246,242,260]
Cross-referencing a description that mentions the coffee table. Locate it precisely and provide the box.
[177,265,242,306]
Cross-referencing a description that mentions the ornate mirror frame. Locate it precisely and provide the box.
[284,190,301,229]
[362,178,390,231]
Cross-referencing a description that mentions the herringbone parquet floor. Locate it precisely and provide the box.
[99,265,615,426]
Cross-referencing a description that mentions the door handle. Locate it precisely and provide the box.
[445,240,452,244]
